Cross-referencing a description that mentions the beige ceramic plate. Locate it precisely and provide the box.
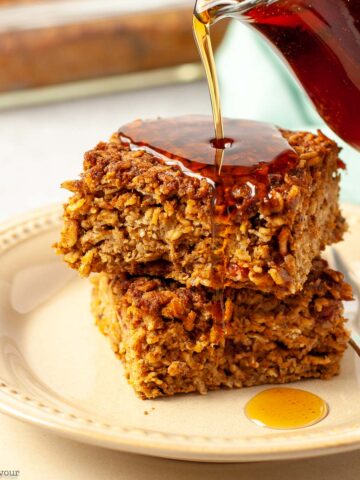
[1,204,360,462]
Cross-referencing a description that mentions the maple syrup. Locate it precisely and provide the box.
[119,115,298,339]
[194,0,360,151]
[119,116,298,220]
[245,387,328,429]
[119,115,297,320]
[118,1,331,426]
[192,0,333,428]
[192,15,224,144]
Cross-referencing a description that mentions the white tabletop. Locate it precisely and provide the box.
[1,81,360,477]
[0,81,211,222]
[2,411,360,479]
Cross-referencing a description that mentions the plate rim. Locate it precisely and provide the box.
[1,203,360,462]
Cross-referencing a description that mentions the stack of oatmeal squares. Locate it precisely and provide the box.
[55,118,352,399]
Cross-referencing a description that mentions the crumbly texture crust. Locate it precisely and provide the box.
[91,258,351,399]
[55,126,346,297]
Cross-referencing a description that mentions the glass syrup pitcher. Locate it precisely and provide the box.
[194,0,360,151]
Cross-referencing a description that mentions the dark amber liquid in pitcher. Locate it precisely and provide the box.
[196,0,360,151]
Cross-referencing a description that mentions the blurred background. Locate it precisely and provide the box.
[0,0,359,222]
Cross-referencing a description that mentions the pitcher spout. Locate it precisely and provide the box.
[194,0,275,23]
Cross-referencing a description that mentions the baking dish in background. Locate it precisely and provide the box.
[0,0,227,107]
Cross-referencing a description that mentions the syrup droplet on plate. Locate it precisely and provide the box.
[245,387,328,429]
